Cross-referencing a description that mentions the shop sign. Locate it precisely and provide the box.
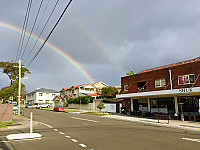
[179,88,193,93]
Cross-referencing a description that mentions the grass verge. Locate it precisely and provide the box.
[0,120,17,128]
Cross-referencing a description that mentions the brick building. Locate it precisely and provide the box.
[117,56,200,120]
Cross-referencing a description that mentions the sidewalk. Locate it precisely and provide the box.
[0,115,42,131]
[102,114,200,132]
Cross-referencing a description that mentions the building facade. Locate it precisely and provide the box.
[26,88,59,105]
[117,57,200,120]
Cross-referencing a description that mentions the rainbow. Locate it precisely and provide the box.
[0,22,94,83]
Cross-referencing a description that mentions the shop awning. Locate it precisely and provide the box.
[116,87,200,99]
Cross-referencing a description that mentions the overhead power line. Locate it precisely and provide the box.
[15,0,32,61]
[24,0,60,64]
[21,0,44,60]
[27,0,73,67]
[16,0,33,61]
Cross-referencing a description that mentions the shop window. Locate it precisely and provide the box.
[137,81,147,90]
[178,74,195,85]
[155,79,166,87]
[124,85,128,91]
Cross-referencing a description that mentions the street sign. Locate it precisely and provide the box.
[10,96,13,100]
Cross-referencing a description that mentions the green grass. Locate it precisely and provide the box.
[65,109,80,112]
[0,120,17,128]
[40,107,54,111]
[82,112,112,116]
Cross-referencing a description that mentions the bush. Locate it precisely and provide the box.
[67,96,93,104]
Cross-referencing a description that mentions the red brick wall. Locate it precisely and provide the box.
[121,61,200,94]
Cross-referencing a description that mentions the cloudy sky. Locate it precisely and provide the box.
[0,0,200,92]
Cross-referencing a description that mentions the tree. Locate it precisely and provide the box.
[101,86,118,98]
[126,71,134,76]
[0,61,31,86]
[97,100,105,111]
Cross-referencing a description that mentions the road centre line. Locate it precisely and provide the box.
[59,132,65,135]
[65,135,71,138]
[71,117,99,123]
[0,141,10,143]
[71,139,78,142]
[53,129,58,131]
[79,144,87,148]
[182,137,200,142]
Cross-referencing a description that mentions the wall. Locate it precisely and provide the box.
[0,104,13,122]
[121,61,200,94]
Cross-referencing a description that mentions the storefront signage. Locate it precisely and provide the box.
[179,88,193,93]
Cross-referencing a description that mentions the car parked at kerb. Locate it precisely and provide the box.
[54,105,65,112]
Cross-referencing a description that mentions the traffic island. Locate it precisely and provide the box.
[6,133,42,140]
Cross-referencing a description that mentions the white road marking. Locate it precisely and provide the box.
[79,144,87,148]
[71,139,78,142]
[182,137,200,142]
[59,132,65,135]
[71,117,99,123]
[44,124,53,128]
[65,135,71,138]
[0,141,10,143]
[54,129,58,131]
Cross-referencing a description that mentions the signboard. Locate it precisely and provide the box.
[10,96,13,100]
[179,88,193,93]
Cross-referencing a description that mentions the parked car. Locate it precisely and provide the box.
[37,103,51,109]
[9,102,18,112]
[25,104,35,108]
[54,105,65,112]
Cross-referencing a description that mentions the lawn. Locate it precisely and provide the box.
[0,120,16,128]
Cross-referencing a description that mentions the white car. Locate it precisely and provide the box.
[9,102,18,112]
[37,103,51,109]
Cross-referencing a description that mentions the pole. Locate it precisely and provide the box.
[18,59,21,116]
[30,112,33,134]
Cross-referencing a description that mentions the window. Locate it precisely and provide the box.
[124,85,128,91]
[39,93,43,96]
[52,94,56,97]
[137,81,147,90]
[155,79,166,87]
[178,74,195,85]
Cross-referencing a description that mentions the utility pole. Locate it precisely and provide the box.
[18,59,21,116]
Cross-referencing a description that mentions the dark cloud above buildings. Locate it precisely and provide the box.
[0,0,200,92]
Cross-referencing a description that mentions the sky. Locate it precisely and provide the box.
[0,0,200,93]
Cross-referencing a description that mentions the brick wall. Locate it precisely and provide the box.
[0,104,13,122]
[121,61,200,94]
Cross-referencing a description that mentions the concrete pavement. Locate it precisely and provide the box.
[102,114,200,132]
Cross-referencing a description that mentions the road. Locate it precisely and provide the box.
[1,108,200,150]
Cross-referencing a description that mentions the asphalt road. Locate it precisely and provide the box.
[1,108,200,150]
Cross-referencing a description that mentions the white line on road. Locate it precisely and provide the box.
[79,144,87,148]
[182,137,200,142]
[54,129,58,131]
[71,117,99,123]
[0,141,10,143]
[65,135,71,138]
[71,139,78,142]
[59,132,65,135]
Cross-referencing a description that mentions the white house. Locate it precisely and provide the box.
[26,88,59,105]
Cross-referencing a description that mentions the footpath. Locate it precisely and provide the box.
[102,114,200,132]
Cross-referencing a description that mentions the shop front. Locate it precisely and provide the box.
[117,87,200,121]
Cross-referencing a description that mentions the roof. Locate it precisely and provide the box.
[137,56,200,75]
[114,86,121,89]
[30,88,59,94]
[82,93,101,96]
[56,95,63,99]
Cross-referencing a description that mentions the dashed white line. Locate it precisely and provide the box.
[71,139,78,142]
[71,117,99,123]
[0,141,10,143]
[79,144,87,148]
[59,132,65,135]
[65,135,71,138]
[54,129,58,131]
[182,137,200,142]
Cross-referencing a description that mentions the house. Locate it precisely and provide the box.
[26,88,59,105]
[117,56,200,120]
[53,95,64,107]
[60,82,108,100]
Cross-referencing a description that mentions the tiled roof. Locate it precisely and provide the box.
[56,95,63,99]
[66,94,71,98]
[114,86,121,89]
[137,56,200,74]
[83,93,101,96]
